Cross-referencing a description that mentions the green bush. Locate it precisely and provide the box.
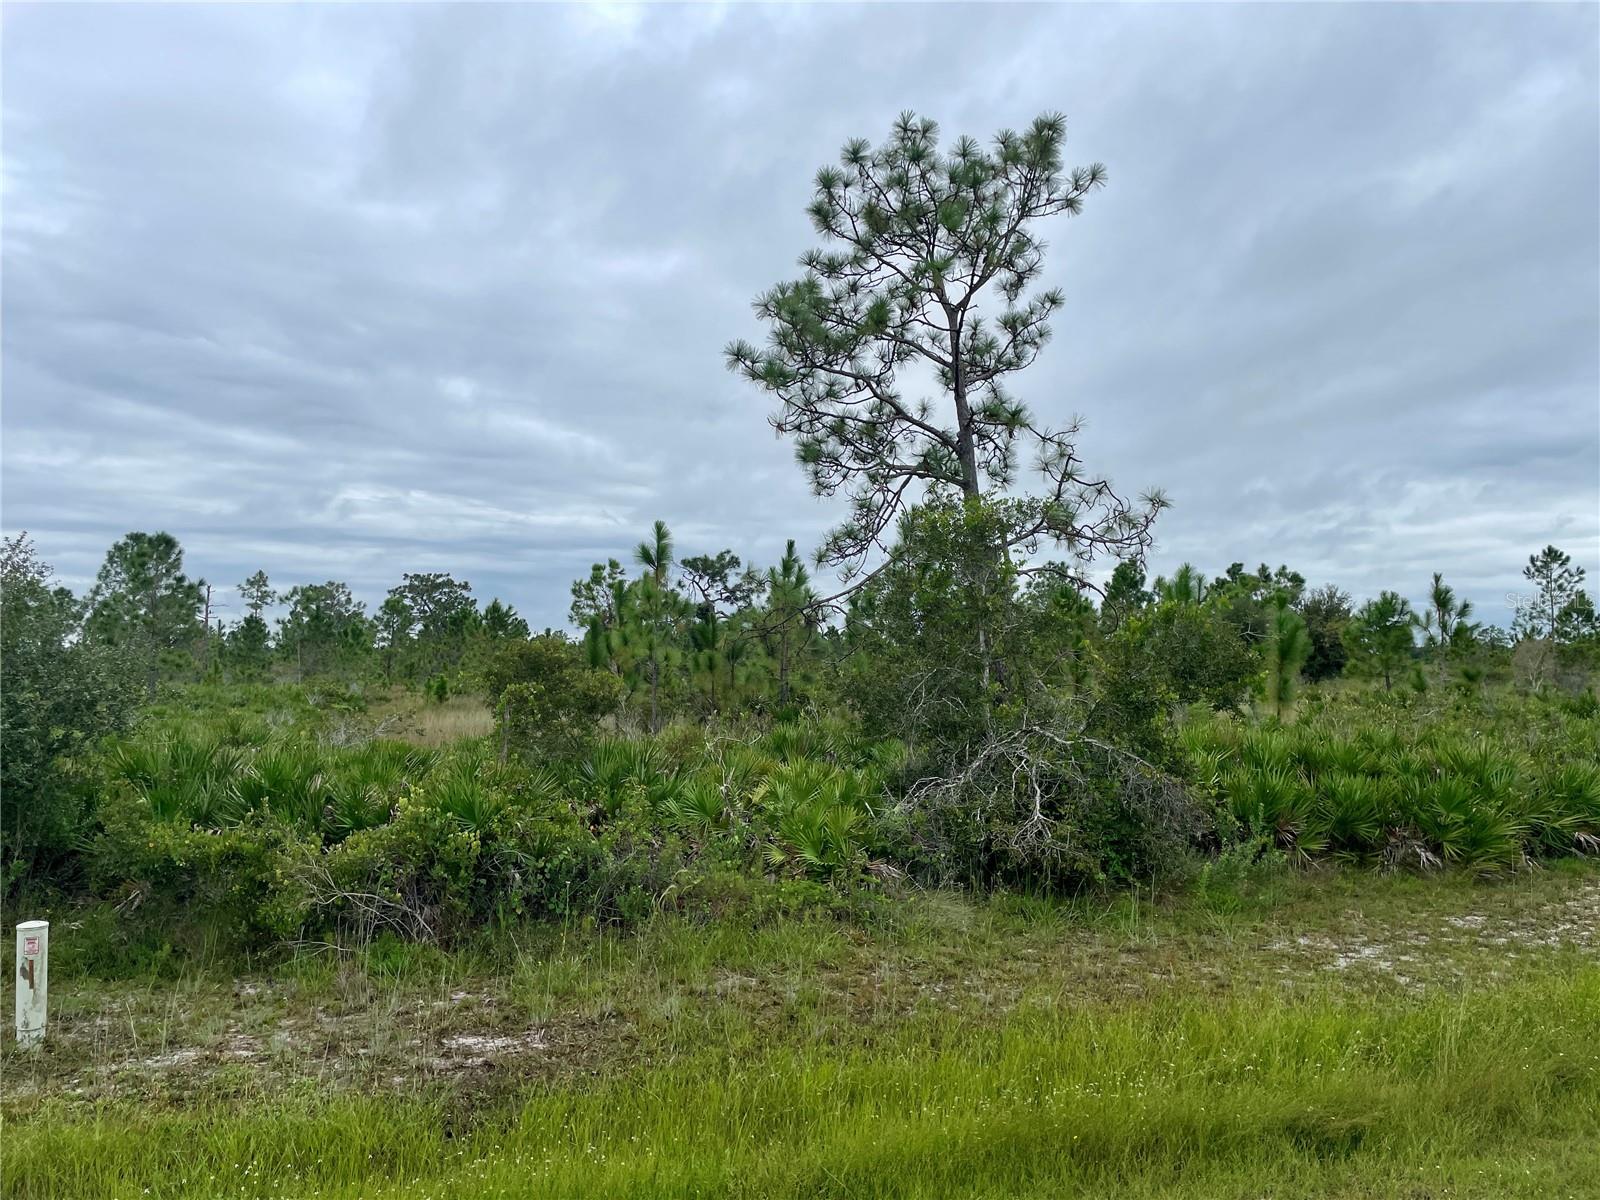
[319,798,486,938]
[1185,689,1600,871]
[91,792,316,946]
[902,729,1204,892]
[2,535,143,895]
[1192,837,1289,914]
[481,635,624,761]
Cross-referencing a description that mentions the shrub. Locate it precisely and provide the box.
[1090,601,1259,760]
[1400,776,1526,870]
[91,794,316,947]
[1224,764,1325,863]
[1186,689,1599,871]
[1316,772,1390,863]
[1193,837,1289,914]
[51,676,1600,958]
[903,719,1204,891]
[482,635,624,762]
[2,536,143,894]
[1528,763,1600,854]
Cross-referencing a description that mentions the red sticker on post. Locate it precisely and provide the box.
[24,937,39,956]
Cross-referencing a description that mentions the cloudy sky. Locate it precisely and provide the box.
[3,3,1596,630]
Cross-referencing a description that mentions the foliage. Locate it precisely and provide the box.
[90,795,317,944]
[1090,599,1257,756]
[679,549,762,613]
[631,520,682,732]
[1151,562,1209,606]
[225,612,274,680]
[1,535,143,893]
[238,570,276,616]
[898,701,1204,891]
[1191,835,1288,914]
[1343,591,1416,690]
[71,693,902,948]
[1261,595,1311,720]
[569,558,628,630]
[1098,559,1150,633]
[1298,583,1351,682]
[1514,544,1592,642]
[13,514,1598,960]
[482,635,624,762]
[759,539,821,706]
[277,580,372,680]
[1184,690,1600,870]
[1207,561,1305,646]
[577,522,839,726]
[374,594,415,683]
[844,496,1046,752]
[384,572,477,684]
[760,758,881,882]
[479,597,530,640]
[24,652,1600,961]
[85,530,206,695]
[727,110,1163,577]
[1418,571,1477,652]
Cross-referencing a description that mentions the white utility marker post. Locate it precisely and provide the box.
[15,920,48,1049]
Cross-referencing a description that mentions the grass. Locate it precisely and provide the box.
[8,966,1598,1198]
[368,693,495,747]
[5,865,1598,1199]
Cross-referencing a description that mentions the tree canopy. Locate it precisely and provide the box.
[727,111,1165,584]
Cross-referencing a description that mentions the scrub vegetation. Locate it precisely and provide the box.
[3,112,1597,1199]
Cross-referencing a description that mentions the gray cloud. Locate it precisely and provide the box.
[4,3,1596,629]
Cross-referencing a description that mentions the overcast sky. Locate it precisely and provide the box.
[3,3,1596,630]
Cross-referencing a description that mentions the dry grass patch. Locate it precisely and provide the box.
[368,693,494,747]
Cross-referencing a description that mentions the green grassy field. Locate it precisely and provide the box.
[6,864,1598,1199]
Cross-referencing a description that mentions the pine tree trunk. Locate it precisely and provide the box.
[649,652,660,733]
[778,635,790,706]
[954,354,1003,703]
[950,349,980,499]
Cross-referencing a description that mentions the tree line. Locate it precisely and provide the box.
[5,522,1593,724]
